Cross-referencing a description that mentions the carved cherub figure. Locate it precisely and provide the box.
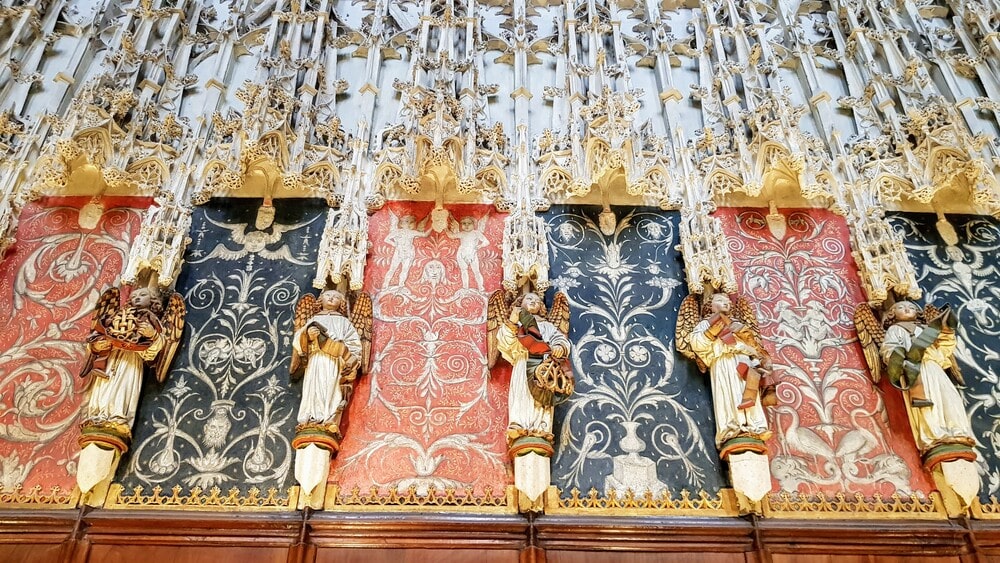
[676,292,775,456]
[855,299,976,463]
[448,215,489,290]
[80,285,185,437]
[488,290,573,446]
[383,213,429,288]
[291,289,372,436]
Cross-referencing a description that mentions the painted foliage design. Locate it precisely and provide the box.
[718,207,931,497]
[0,197,147,494]
[891,212,1000,503]
[331,202,509,496]
[116,198,324,493]
[547,205,725,496]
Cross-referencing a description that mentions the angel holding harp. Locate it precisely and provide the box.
[290,289,372,438]
[80,285,185,442]
[676,292,775,457]
[855,299,976,466]
[488,290,573,450]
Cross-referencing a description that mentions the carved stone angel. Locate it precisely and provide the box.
[488,289,572,509]
[290,289,372,445]
[676,292,776,459]
[80,285,185,448]
[855,300,976,468]
[289,288,372,509]
[77,284,185,499]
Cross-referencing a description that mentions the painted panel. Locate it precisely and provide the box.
[330,202,509,496]
[891,212,1000,504]
[0,197,148,496]
[717,207,931,497]
[115,198,325,494]
[547,205,726,496]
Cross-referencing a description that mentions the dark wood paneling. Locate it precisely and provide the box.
[548,551,747,563]
[315,548,520,563]
[758,518,971,557]
[772,557,961,563]
[534,515,755,553]
[87,544,288,563]
[0,542,65,563]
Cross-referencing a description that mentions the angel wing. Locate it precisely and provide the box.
[675,294,707,373]
[258,244,313,265]
[487,289,512,369]
[349,292,374,375]
[732,296,770,360]
[853,303,885,384]
[91,286,121,331]
[923,303,964,385]
[152,292,186,384]
[547,291,571,336]
[294,293,320,332]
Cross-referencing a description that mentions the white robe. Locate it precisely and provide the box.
[689,319,769,448]
[497,318,570,435]
[294,313,362,425]
[881,324,974,451]
[84,336,165,428]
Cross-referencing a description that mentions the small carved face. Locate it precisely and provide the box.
[710,294,731,314]
[130,288,153,309]
[891,301,920,322]
[400,215,417,230]
[460,217,475,231]
[320,290,345,311]
[521,293,543,315]
[945,246,965,262]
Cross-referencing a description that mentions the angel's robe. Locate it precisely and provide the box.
[84,332,165,429]
[689,319,770,449]
[497,316,570,435]
[293,312,362,426]
[880,324,974,451]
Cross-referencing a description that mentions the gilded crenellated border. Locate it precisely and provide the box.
[971,497,1000,519]
[103,483,296,511]
[323,484,517,514]
[0,485,80,509]
[544,486,739,517]
[762,490,948,520]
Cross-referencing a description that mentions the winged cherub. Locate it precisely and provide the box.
[855,300,976,465]
[80,285,185,440]
[676,292,775,457]
[488,290,573,448]
[190,214,314,264]
[291,289,373,440]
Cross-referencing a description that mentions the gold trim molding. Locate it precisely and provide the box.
[323,484,517,514]
[762,491,947,520]
[104,484,296,512]
[545,487,739,517]
[0,485,79,509]
[971,497,1000,519]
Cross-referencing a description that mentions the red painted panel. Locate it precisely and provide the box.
[330,202,511,496]
[0,197,148,495]
[717,207,931,497]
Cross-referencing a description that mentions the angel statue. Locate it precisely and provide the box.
[76,284,185,499]
[676,292,775,459]
[488,290,572,510]
[855,300,976,469]
[289,288,372,508]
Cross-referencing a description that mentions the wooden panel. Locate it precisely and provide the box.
[86,544,288,563]
[549,551,747,563]
[772,556,960,563]
[315,548,519,563]
[0,543,64,563]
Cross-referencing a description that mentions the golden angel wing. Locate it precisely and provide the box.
[732,295,770,360]
[153,292,186,384]
[92,286,121,331]
[547,291,571,336]
[853,303,885,384]
[487,289,512,369]
[294,293,319,332]
[675,294,707,372]
[350,291,374,375]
